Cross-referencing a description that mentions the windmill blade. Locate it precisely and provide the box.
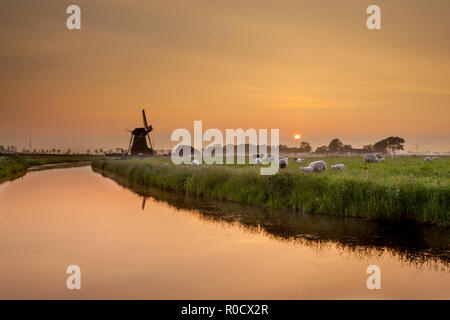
[127,133,133,155]
[147,134,153,150]
[142,109,149,131]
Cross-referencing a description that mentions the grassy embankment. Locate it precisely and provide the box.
[92,156,450,227]
[0,154,99,182]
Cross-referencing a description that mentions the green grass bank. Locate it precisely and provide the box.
[92,156,450,227]
[0,154,99,182]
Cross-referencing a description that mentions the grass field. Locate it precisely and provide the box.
[0,154,100,182]
[92,156,450,227]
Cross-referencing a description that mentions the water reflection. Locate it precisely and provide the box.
[94,168,449,269]
[141,196,147,210]
[1,166,448,299]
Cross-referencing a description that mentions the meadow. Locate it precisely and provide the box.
[92,156,450,227]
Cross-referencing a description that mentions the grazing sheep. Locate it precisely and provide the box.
[252,153,264,159]
[299,166,314,173]
[309,160,327,172]
[364,153,379,163]
[295,158,304,164]
[255,158,261,165]
[424,157,432,162]
[330,164,345,170]
[300,160,327,173]
[191,159,200,166]
[278,158,288,169]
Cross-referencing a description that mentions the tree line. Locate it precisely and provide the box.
[280,136,405,154]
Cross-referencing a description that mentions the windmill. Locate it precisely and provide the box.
[127,109,155,155]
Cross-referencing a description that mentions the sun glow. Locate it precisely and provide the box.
[294,134,301,140]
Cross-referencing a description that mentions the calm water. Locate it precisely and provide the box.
[0,165,448,299]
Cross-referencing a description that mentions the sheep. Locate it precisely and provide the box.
[300,160,327,173]
[424,157,432,162]
[251,153,264,159]
[278,158,288,169]
[299,166,314,173]
[255,158,261,165]
[309,160,327,172]
[364,153,379,163]
[295,158,304,164]
[330,164,345,170]
[191,159,200,166]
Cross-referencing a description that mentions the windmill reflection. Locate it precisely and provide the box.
[142,196,147,210]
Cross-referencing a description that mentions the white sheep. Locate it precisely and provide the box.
[255,158,261,165]
[364,153,379,163]
[330,164,345,170]
[191,160,200,166]
[300,160,327,173]
[295,158,304,164]
[278,158,288,169]
[299,166,314,173]
[309,160,327,172]
[424,157,432,162]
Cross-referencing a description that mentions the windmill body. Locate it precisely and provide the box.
[128,109,155,155]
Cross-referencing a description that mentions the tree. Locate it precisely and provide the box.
[0,145,5,153]
[7,145,18,153]
[328,138,343,153]
[363,144,373,151]
[373,139,388,153]
[386,136,405,154]
[86,149,91,155]
[315,145,328,154]
[298,141,312,153]
[373,136,405,154]
[340,144,353,153]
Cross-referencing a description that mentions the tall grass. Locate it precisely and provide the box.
[0,157,28,181]
[92,157,450,227]
[0,155,100,182]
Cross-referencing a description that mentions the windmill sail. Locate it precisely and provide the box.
[142,109,148,130]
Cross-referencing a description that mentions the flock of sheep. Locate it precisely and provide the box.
[190,153,438,171]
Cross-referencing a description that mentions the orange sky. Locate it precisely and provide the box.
[0,0,449,152]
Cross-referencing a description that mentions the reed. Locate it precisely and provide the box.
[0,154,100,182]
[92,156,450,227]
